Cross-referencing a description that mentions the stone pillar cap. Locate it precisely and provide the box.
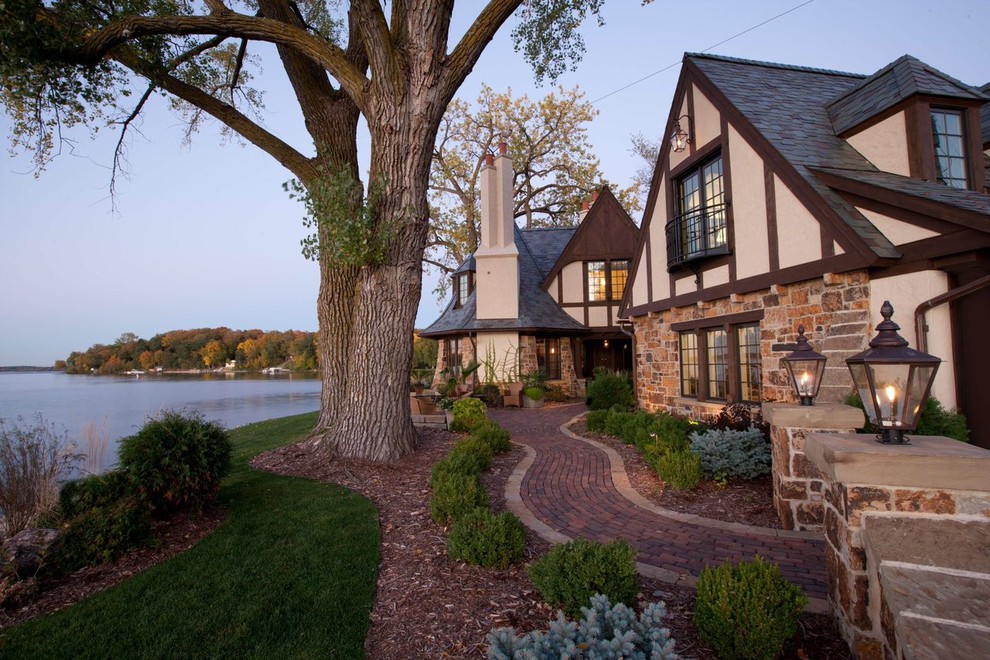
[762,402,865,430]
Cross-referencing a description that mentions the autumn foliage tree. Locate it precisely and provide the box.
[1,0,608,461]
[427,84,639,296]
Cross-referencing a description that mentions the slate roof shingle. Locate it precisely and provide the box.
[827,55,987,136]
[686,53,990,260]
[419,225,587,338]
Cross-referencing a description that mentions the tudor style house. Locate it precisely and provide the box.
[421,143,640,394]
[622,53,990,448]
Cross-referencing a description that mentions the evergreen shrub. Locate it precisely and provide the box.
[450,398,487,432]
[528,538,639,618]
[449,437,494,473]
[694,556,807,660]
[488,594,679,659]
[585,368,635,411]
[429,471,489,525]
[117,410,231,516]
[585,410,609,434]
[470,420,511,454]
[59,470,133,520]
[655,450,703,490]
[447,508,526,569]
[604,408,634,438]
[689,428,771,481]
[653,412,696,454]
[47,496,152,573]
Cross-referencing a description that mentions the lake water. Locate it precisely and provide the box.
[0,372,322,470]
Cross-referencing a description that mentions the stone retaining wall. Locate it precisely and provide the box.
[805,432,990,659]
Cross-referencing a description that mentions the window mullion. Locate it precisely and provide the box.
[697,330,709,402]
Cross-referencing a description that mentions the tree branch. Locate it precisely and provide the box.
[443,0,521,96]
[61,11,369,110]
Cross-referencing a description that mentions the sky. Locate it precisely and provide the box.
[1,0,987,366]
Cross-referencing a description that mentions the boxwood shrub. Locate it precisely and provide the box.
[528,538,639,618]
[450,398,487,432]
[695,556,807,660]
[447,508,526,568]
[655,450,703,490]
[585,368,635,411]
[429,471,489,525]
[470,420,511,454]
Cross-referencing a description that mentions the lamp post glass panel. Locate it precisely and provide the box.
[782,325,826,406]
[670,115,691,153]
[846,301,941,444]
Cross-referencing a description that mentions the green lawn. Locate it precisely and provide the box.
[0,413,380,659]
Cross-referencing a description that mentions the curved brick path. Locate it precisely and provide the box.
[489,404,828,603]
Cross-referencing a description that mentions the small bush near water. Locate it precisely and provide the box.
[695,556,807,660]
[488,594,679,659]
[47,495,152,573]
[528,538,639,619]
[0,415,81,537]
[689,428,772,481]
[447,508,526,568]
[118,410,232,516]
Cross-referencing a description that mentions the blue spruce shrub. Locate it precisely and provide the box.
[689,427,771,481]
[488,594,679,659]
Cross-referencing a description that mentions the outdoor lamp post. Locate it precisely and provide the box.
[782,325,827,406]
[845,301,941,444]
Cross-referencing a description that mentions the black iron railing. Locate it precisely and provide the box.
[665,203,730,268]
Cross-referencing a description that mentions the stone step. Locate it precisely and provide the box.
[896,612,990,660]
[879,561,990,626]
[863,515,990,573]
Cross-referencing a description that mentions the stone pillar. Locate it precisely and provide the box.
[763,403,864,531]
[805,432,990,659]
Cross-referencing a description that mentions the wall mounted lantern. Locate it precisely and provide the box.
[782,325,827,406]
[845,301,941,444]
[670,115,692,153]
[603,338,610,349]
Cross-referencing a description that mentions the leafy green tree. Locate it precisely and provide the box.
[3,0,608,461]
[427,85,639,297]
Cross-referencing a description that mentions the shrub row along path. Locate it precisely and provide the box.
[489,404,829,603]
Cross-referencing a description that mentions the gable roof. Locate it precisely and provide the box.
[542,186,640,288]
[827,55,987,136]
[686,53,901,260]
[419,225,587,338]
[685,54,990,265]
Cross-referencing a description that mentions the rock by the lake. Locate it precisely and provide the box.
[1,528,59,577]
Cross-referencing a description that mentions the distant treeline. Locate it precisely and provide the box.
[59,328,318,374]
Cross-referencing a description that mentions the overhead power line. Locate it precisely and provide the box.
[591,0,817,104]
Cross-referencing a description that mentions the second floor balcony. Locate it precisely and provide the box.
[665,203,730,269]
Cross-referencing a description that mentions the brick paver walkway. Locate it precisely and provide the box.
[489,404,829,602]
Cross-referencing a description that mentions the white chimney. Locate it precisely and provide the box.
[475,142,519,319]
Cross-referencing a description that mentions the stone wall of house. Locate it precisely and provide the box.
[518,335,580,396]
[805,432,990,659]
[431,337,470,389]
[632,271,871,418]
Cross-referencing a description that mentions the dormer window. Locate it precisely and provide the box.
[931,109,967,189]
[455,272,474,308]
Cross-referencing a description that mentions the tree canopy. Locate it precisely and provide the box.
[426,84,639,298]
[1,0,610,461]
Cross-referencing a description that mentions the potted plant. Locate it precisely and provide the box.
[522,386,545,409]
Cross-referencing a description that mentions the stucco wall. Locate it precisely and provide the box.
[775,174,823,268]
[728,125,771,280]
[475,331,520,384]
[846,111,911,177]
[857,207,938,246]
[475,251,519,319]
[869,271,955,408]
[561,262,584,303]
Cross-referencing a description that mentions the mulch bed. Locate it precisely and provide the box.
[3,423,850,658]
